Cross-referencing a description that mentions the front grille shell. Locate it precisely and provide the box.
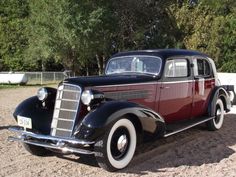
[51,84,81,137]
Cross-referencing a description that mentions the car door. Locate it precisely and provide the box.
[158,58,193,123]
[192,57,215,117]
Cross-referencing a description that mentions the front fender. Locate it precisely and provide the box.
[76,101,165,141]
[13,96,55,134]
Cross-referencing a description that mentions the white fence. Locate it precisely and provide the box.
[0,71,236,87]
[0,72,75,85]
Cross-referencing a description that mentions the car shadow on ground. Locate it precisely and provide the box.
[121,114,236,175]
[56,114,236,174]
[0,125,11,131]
[56,154,99,168]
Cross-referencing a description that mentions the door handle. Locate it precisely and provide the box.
[160,86,170,89]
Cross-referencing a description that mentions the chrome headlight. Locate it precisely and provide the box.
[81,90,104,106]
[81,90,94,105]
[37,87,48,101]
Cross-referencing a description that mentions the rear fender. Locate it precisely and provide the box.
[75,101,166,141]
[208,86,231,116]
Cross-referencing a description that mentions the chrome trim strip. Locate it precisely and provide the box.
[162,80,194,84]
[141,108,165,123]
[8,136,94,155]
[8,127,94,145]
[94,82,160,88]
[164,116,214,137]
[54,118,74,122]
[54,128,72,132]
[60,98,79,102]
[55,108,77,112]
[60,89,81,93]
[162,78,214,84]
[94,78,215,88]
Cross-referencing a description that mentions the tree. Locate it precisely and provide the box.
[172,0,236,72]
[0,0,29,71]
[219,15,236,72]
[111,0,181,50]
[69,0,117,75]
[25,0,116,75]
[26,0,76,71]
[0,0,235,73]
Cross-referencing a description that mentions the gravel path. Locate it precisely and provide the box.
[0,87,236,177]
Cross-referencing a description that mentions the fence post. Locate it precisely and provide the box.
[41,72,43,85]
[54,72,56,82]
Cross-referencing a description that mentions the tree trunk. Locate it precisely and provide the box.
[96,54,102,75]
[96,53,107,75]
[86,64,89,76]
[102,55,106,73]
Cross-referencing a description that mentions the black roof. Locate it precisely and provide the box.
[112,49,209,59]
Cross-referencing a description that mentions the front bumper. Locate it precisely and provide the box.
[8,126,95,155]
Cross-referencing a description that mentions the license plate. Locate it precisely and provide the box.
[17,116,32,129]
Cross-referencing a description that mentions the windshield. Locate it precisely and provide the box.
[106,55,162,75]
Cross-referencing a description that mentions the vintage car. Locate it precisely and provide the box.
[8,49,235,171]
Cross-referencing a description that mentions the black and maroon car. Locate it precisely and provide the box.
[8,49,234,171]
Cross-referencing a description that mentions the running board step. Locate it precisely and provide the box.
[164,116,215,137]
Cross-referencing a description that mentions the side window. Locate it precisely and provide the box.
[194,59,211,77]
[165,59,188,78]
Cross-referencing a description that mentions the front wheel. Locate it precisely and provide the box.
[206,98,224,131]
[94,118,137,171]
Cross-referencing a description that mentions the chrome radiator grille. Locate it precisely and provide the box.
[51,84,81,137]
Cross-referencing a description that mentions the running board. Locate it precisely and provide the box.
[164,116,215,137]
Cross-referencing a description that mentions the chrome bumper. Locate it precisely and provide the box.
[8,126,95,155]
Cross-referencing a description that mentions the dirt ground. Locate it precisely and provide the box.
[0,87,236,177]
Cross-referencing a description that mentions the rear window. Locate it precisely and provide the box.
[165,59,188,78]
[194,59,211,77]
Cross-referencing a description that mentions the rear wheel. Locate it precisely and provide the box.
[23,143,52,156]
[94,118,137,171]
[206,98,224,131]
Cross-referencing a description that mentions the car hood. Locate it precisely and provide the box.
[63,75,159,87]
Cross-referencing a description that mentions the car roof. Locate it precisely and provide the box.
[111,49,209,59]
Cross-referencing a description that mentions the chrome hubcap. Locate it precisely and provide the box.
[215,105,222,124]
[216,109,221,116]
[117,134,128,152]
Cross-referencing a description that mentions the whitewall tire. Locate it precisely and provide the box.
[94,118,137,171]
[207,99,224,131]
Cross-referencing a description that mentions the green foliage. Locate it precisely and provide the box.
[172,0,236,72]
[24,0,116,74]
[219,15,236,72]
[0,0,30,71]
[0,0,235,73]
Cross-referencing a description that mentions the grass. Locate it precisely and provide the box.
[0,83,57,90]
[0,84,24,89]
